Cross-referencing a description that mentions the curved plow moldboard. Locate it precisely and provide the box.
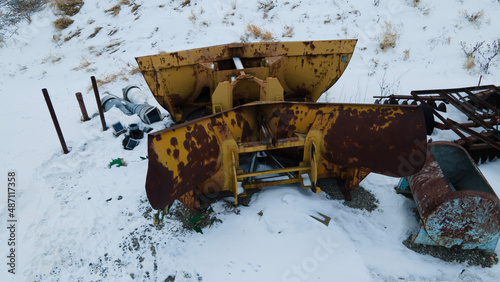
[145,101,427,210]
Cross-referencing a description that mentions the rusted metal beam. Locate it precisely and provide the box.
[42,89,69,154]
[373,94,446,101]
[90,76,107,131]
[75,92,90,121]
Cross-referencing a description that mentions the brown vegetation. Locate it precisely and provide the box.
[241,24,275,42]
[50,0,84,16]
[53,16,74,30]
[379,22,400,51]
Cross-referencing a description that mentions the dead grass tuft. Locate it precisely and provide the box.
[403,49,410,60]
[463,10,484,25]
[129,67,141,76]
[53,16,74,30]
[461,40,500,74]
[86,70,130,92]
[88,27,102,39]
[463,57,475,70]
[241,24,275,42]
[131,4,141,13]
[50,0,84,16]
[64,28,81,41]
[379,22,400,51]
[282,25,294,38]
[42,54,63,64]
[258,0,276,18]
[105,5,121,16]
[72,58,92,71]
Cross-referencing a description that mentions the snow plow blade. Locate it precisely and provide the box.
[136,40,357,123]
[145,102,427,210]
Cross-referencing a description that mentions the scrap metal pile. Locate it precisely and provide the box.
[133,40,499,254]
[135,40,427,211]
[378,86,500,252]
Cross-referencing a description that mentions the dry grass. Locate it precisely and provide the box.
[105,42,122,55]
[461,40,500,74]
[258,0,276,18]
[282,25,294,38]
[53,16,74,30]
[105,5,121,16]
[403,49,410,60]
[72,58,92,71]
[463,10,484,25]
[181,0,191,8]
[129,67,141,76]
[131,4,141,13]
[104,1,131,16]
[241,24,275,42]
[463,57,476,70]
[379,22,400,51]
[42,54,63,64]
[86,70,130,92]
[64,28,81,41]
[88,27,102,39]
[50,0,84,16]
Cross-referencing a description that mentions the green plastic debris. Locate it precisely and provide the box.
[153,205,170,224]
[109,158,126,168]
[186,206,215,234]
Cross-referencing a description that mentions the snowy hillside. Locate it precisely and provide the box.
[1,0,500,281]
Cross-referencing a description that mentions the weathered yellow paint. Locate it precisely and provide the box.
[145,101,427,210]
[141,41,428,211]
[136,40,357,122]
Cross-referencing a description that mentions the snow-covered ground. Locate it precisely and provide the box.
[1,0,499,281]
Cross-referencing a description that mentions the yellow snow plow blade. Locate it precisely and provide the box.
[145,102,427,210]
[136,40,357,123]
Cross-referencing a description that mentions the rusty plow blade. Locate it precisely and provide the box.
[145,102,427,211]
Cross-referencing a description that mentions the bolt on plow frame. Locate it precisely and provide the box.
[136,40,428,211]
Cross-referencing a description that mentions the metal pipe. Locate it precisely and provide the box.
[91,76,107,131]
[75,92,90,121]
[42,88,69,154]
[247,152,258,184]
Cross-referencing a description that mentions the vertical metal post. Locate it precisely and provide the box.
[42,88,69,154]
[75,92,90,121]
[91,76,107,131]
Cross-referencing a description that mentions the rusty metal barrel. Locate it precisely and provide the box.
[405,141,500,252]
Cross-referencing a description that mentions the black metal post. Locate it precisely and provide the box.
[42,88,69,154]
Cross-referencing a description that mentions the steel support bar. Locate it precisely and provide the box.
[242,178,302,189]
[237,166,310,180]
[238,137,305,153]
[447,119,500,151]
